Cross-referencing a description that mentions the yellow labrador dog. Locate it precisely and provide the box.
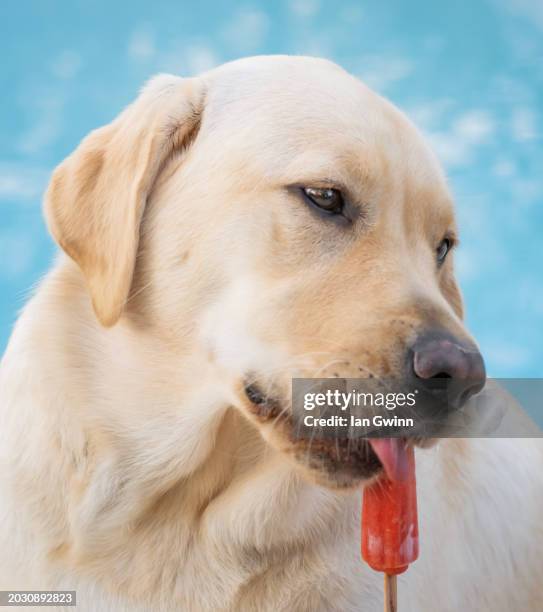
[0,56,542,611]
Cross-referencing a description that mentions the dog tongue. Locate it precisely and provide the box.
[368,438,410,482]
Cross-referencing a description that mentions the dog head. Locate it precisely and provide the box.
[45,56,485,489]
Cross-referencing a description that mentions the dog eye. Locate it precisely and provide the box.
[302,187,344,215]
[436,238,451,265]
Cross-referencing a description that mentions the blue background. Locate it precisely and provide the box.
[0,0,541,376]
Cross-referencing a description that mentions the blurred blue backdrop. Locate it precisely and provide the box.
[0,0,541,375]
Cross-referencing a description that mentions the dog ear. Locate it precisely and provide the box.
[44,75,205,327]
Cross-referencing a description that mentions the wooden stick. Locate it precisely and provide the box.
[384,574,397,612]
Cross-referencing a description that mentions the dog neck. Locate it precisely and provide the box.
[3,260,357,606]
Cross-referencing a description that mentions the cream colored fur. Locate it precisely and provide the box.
[0,56,542,611]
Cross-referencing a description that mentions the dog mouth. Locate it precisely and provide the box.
[293,435,414,487]
[242,379,424,488]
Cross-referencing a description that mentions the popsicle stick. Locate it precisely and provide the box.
[384,574,397,612]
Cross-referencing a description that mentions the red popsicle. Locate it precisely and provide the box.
[361,439,418,575]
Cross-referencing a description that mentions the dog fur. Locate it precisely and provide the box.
[0,56,542,611]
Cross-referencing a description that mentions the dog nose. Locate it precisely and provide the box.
[411,332,486,409]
